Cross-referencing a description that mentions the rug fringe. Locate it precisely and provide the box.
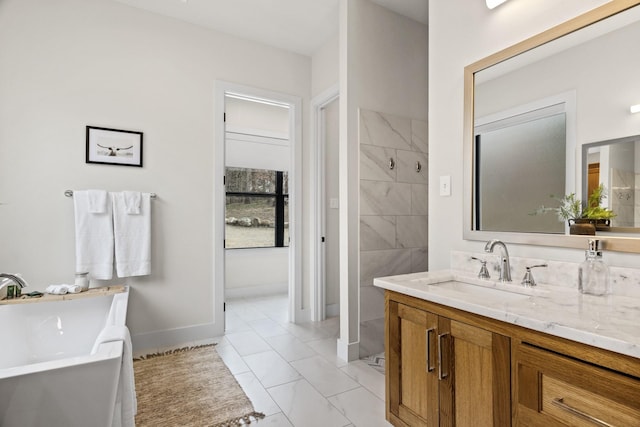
[211,411,266,427]
[134,343,217,361]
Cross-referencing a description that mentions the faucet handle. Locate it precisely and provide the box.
[521,264,548,287]
[470,257,490,280]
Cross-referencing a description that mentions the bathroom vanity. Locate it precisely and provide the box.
[374,271,640,427]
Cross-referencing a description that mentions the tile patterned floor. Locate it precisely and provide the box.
[218,294,391,427]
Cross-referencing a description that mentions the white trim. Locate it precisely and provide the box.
[225,125,289,141]
[337,337,359,362]
[215,81,303,325]
[310,84,339,322]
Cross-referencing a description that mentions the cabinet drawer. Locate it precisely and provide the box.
[517,344,640,426]
[542,375,639,426]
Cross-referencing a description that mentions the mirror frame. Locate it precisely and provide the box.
[463,0,640,253]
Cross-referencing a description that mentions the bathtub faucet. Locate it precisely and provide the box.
[0,273,28,299]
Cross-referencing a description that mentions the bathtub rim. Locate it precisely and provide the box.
[0,286,129,380]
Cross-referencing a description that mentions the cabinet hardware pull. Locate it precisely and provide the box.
[437,333,449,380]
[415,161,422,173]
[426,328,435,372]
[389,157,395,170]
[551,398,613,427]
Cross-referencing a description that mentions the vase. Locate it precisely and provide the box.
[594,219,610,231]
[568,218,596,235]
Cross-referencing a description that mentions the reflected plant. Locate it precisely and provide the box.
[531,184,615,224]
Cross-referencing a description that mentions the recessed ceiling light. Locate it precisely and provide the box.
[631,104,640,114]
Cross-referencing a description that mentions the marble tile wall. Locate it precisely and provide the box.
[359,108,428,356]
[451,250,640,298]
[611,168,635,227]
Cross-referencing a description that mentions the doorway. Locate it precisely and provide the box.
[312,86,340,321]
[214,82,303,335]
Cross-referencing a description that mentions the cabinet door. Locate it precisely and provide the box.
[387,301,439,427]
[516,343,640,426]
[439,319,511,427]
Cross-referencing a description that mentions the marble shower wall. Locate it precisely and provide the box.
[359,108,428,356]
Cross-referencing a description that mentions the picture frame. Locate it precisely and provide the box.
[86,126,143,167]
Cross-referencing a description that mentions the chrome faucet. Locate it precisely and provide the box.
[484,240,512,282]
[0,273,28,299]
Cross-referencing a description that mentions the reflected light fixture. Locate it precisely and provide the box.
[631,104,640,114]
[486,0,508,9]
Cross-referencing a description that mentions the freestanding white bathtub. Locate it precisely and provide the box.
[0,287,130,427]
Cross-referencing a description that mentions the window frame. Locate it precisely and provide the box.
[225,168,289,249]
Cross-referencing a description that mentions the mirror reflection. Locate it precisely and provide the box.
[583,135,640,233]
[475,105,566,234]
[471,4,640,239]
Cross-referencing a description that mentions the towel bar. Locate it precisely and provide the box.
[64,190,157,199]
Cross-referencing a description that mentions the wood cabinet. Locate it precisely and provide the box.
[385,290,640,427]
[516,343,640,426]
[386,293,511,427]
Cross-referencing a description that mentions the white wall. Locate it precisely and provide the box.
[339,0,428,360]
[0,0,311,350]
[311,33,339,99]
[429,0,640,270]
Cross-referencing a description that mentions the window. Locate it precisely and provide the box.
[225,167,289,249]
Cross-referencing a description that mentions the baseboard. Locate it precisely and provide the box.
[225,282,288,299]
[131,322,223,355]
[326,303,339,318]
[337,337,360,362]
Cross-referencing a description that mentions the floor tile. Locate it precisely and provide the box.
[244,350,301,388]
[225,311,252,333]
[249,318,290,338]
[234,371,281,416]
[225,330,272,356]
[328,387,391,427]
[340,360,385,400]
[215,343,250,375]
[268,379,351,427]
[290,356,360,397]
[268,334,317,362]
[254,412,294,426]
[282,322,337,343]
[307,338,348,368]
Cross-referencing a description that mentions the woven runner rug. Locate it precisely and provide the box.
[134,344,264,427]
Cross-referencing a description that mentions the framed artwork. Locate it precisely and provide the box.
[86,126,143,167]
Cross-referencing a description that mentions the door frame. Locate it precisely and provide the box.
[214,81,303,327]
[310,85,339,322]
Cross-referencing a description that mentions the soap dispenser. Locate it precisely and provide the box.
[578,239,611,296]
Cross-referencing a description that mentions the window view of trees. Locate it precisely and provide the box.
[225,167,289,249]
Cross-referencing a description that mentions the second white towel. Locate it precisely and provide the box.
[112,192,151,277]
[74,190,114,280]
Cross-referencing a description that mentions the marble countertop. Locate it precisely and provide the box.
[374,270,640,359]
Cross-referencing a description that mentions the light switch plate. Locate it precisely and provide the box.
[329,198,339,209]
[439,175,451,196]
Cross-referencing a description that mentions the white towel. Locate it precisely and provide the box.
[122,191,141,215]
[92,326,137,427]
[87,189,109,214]
[45,284,82,294]
[74,190,114,280]
[112,192,151,277]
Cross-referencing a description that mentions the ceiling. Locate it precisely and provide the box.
[111,0,429,56]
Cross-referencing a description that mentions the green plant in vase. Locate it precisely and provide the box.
[532,184,615,235]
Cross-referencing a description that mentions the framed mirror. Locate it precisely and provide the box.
[463,0,640,253]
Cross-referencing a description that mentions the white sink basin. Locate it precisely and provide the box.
[429,280,532,303]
